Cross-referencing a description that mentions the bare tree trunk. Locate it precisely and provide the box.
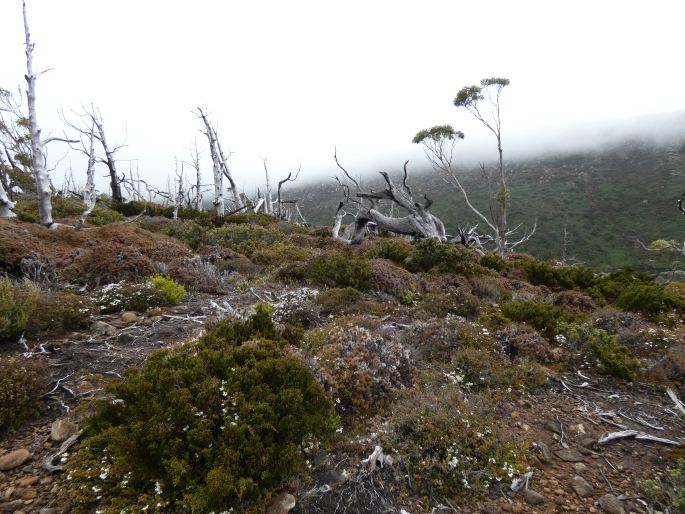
[212,126,242,209]
[173,158,183,220]
[334,158,446,244]
[0,178,15,217]
[76,124,96,229]
[23,0,52,226]
[262,158,273,214]
[189,140,202,210]
[92,117,122,202]
[196,109,224,215]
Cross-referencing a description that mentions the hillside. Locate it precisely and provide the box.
[291,137,685,271]
[0,205,684,513]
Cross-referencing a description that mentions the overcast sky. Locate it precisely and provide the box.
[1,0,684,193]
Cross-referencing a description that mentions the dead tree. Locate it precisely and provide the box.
[333,151,446,244]
[63,104,126,202]
[276,164,301,219]
[0,176,15,217]
[183,140,206,210]
[76,124,97,229]
[195,108,243,215]
[22,0,53,226]
[173,158,184,220]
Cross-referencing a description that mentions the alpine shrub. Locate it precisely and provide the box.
[0,356,47,431]
[69,307,334,512]
[0,277,37,347]
[307,251,372,290]
[148,275,186,305]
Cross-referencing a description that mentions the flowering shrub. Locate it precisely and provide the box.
[67,306,334,513]
[93,281,170,313]
[557,322,640,380]
[313,326,414,419]
[271,287,320,327]
[386,386,528,500]
[27,290,96,336]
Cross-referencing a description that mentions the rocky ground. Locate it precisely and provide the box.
[1,288,684,514]
[0,285,273,514]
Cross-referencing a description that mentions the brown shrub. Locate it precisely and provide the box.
[26,290,96,337]
[644,344,685,395]
[0,356,47,431]
[313,327,414,419]
[63,241,156,286]
[497,324,557,363]
[470,276,504,302]
[315,287,364,315]
[166,255,228,294]
[199,245,259,275]
[370,258,423,299]
[553,290,597,312]
[428,272,472,293]
[418,289,481,320]
[0,220,191,285]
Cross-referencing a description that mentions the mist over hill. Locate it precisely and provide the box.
[289,113,685,271]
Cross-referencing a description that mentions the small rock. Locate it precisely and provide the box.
[16,477,37,488]
[537,441,553,464]
[266,492,296,514]
[0,499,24,512]
[150,315,163,323]
[555,449,585,462]
[524,489,546,505]
[0,450,31,472]
[117,332,134,345]
[38,509,63,514]
[39,477,52,485]
[573,462,587,472]
[571,475,595,498]
[93,321,117,336]
[12,487,36,500]
[121,311,138,323]
[545,420,562,434]
[598,493,625,514]
[1,488,13,501]
[50,419,78,443]
[580,437,596,448]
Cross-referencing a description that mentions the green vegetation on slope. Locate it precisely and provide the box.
[292,138,685,271]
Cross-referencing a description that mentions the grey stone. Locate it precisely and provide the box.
[536,441,553,464]
[93,321,116,336]
[50,418,78,443]
[571,475,594,498]
[555,448,585,462]
[598,493,625,514]
[266,492,296,514]
[121,311,138,323]
[523,489,546,505]
[0,450,31,472]
[0,499,24,512]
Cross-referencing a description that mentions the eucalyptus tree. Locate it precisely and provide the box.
[415,77,535,256]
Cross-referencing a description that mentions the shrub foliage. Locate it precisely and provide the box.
[69,306,334,512]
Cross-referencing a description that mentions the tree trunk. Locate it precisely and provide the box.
[0,179,15,217]
[94,119,122,202]
[76,125,97,229]
[23,0,52,227]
